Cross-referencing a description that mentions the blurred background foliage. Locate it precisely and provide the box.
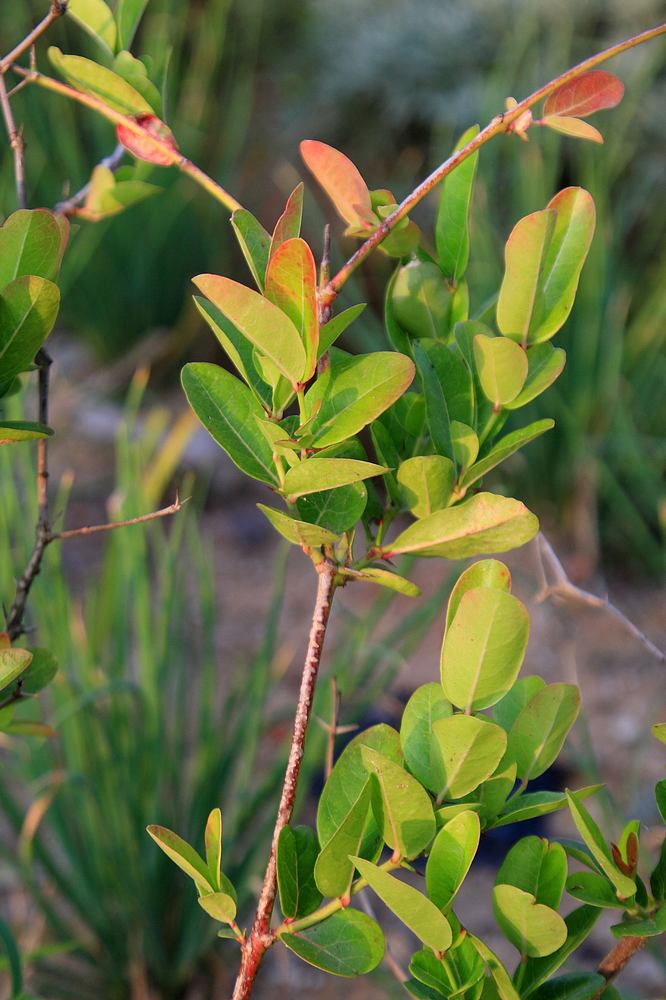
[0,0,664,571]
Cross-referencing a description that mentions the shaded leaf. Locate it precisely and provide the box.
[610,905,666,939]
[258,504,338,548]
[473,335,528,407]
[496,836,567,909]
[392,261,452,340]
[520,906,601,998]
[488,786,602,830]
[281,908,384,976]
[469,936,520,1000]
[433,715,507,800]
[530,973,605,1000]
[0,209,67,289]
[362,747,436,859]
[147,825,213,890]
[414,341,454,463]
[400,683,453,792]
[566,791,636,899]
[277,825,322,919]
[507,683,580,782]
[493,676,545,731]
[426,810,480,910]
[116,0,149,49]
[296,482,366,535]
[505,344,566,410]
[315,783,372,899]
[565,871,626,909]
[0,277,60,382]
[193,296,271,408]
[231,209,271,291]
[319,303,367,356]
[0,421,53,444]
[461,419,555,489]
[436,125,480,282]
[346,567,421,597]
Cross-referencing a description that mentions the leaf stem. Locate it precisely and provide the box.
[323,22,666,301]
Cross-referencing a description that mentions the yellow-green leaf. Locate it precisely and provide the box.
[48,48,152,116]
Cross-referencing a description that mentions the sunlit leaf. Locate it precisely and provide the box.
[508,684,580,783]
[493,884,567,958]
[315,783,372,899]
[469,935,520,1000]
[268,183,304,262]
[0,421,53,444]
[0,209,68,289]
[284,457,387,499]
[543,71,624,118]
[473,334,528,407]
[487,785,602,829]
[300,140,374,230]
[432,714,507,800]
[496,836,567,909]
[49,47,152,115]
[397,455,455,517]
[519,906,601,998]
[361,747,436,859]
[231,209,271,291]
[400,683,453,792]
[0,276,60,383]
[116,113,179,166]
[461,419,554,489]
[542,117,603,144]
[204,808,222,889]
[147,825,213,891]
[198,891,237,923]
[67,0,117,54]
[505,344,566,410]
[265,237,319,380]
[0,648,33,689]
[566,791,636,899]
[344,566,421,597]
[257,504,339,548]
[426,810,480,910]
[445,559,511,631]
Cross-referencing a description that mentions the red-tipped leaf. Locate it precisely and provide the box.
[116,114,179,166]
[543,70,624,119]
[265,237,319,381]
[300,140,374,230]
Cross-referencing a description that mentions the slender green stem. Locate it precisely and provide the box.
[323,22,666,300]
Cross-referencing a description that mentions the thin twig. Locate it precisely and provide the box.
[0,74,26,208]
[0,2,68,75]
[232,562,337,1000]
[535,533,665,664]
[322,22,666,303]
[314,677,358,780]
[52,494,188,540]
[591,935,647,998]
[55,144,125,216]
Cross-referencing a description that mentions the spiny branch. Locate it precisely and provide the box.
[535,533,665,665]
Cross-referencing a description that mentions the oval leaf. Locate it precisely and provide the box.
[265,237,319,380]
[361,747,436,859]
[284,458,387,499]
[507,683,580,783]
[426,810,480,911]
[281,908,385,976]
[397,455,455,518]
[493,884,567,958]
[445,559,512,631]
[432,714,507,801]
[543,71,624,119]
[315,783,372,899]
[48,48,152,115]
[473,335,528,407]
[400,683,453,793]
[300,140,374,230]
[277,825,322,919]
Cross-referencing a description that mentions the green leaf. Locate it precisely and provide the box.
[305,351,414,448]
[0,918,23,998]
[392,261,452,340]
[268,183,304,262]
[257,504,338,548]
[410,939,485,997]
[478,759,517,822]
[400,683,453,792]
[277,825,322,919]
[300,140,374,231]
[445,559,512,631]
[12,648,57,696]
[112,51,161,113]
[147,825,213,891]
[343,566,421,597]
[265,237,319,381]
[352,858,452,951]
[436,125,480,282]
[0,648,33,689]
[496,836,567,909]
[492,884,567,958]
[48,48,153,115]
[116,0,149,49]
[79,165,160,220]
[451,421,479,472]
[317,724,402,852]
[432,715,507,800]
[655,779,666,823]
[361,747,436,859]
[296,482,366,534]
[505,344,566,410]
[423,340,475,432]
[529,973,605,1000]
[649,834,666,901]
[652,723,666,745]
[319,304,367,356]
[204,808,222,890]
[230,209,271,291]
[441,588,529,713]
[566,791,636,899]
[0,277,60,383]
[520,906,601,998]
[497,189,595,345]
[386,492,539,559]
[281,908,384,977]
[0,421,53,444]
[193,297,271,409]
[469,936,520,1000]
[611,905,666,939]
[198,891,237,923]
[507,683,580,782]
[542,117,603,144]
[0,209,67,289]
[473,335,527,408]
[493,676,546,731]
[193,274,306,385]
[283,458,387,499]
[315,783,372,899]
[426,810,480,910]
[565,871,626,908]
[487,786,602,829]
[181,363,277,485]
[461,419,555,489]
[66,0,118,55]
[398,456,455,518]
[414,341,454,463]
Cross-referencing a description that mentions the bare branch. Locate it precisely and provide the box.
[51,494,188,540]
[0,74,26,208]
[0,2,68,75]
[535,533,665,665]
[55,144,126,216]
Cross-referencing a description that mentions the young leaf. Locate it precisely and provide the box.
[487,786,602,829]
[519,906,601,998]
[317,724,402,852]
[300,140,374,231]
[193,297,271,409]
[410,939,485,997]
[230,209,271,291]
[48,48,153,115]
[542,117,603,144]
[432,715,507,801]
[496,837,567,909]
[0,648,33,690]
[79,165,159,220]
[543,71,624,119]
[283,458,387,499]
[492,885,567,958]
[116,113,179,166]
[181,363,277,484]
[315,783,372,899]
[478,759,517,823]
[507,683,580,782]
[276,825,322,919]
[461,419,555,489]
[610,905,666,939]
[496,208,556,346]
[193,274,306,384]
[566,791,636,899]
[265,237,319,380]
[319,303,367,356]
[204,809,222,889]
[9,648,56,695]
[0,277,60,382]
[0,209,68,289]
[425,810,480,911]
[268,183,304,261]
[392,261,452,340]
[112,52,161,113]
[451,420,479,472]
[198,891,237,923]
[304,352,415,448]
[469,935,520,1000]
[436,125,480,282]
[281,908,385,976]
[397,455,455,518]
[441,588,530,712]
[400,683,453,793]
[66,0,118,54]
[505,344,566,410]
[352,858,452,952]
[361,747,436,859]
[473,335,528,407]
[345,567,421,597]
[257,504,338,548]
[147,825,214,891]
[385,492,539,559]
[445,559,512,631]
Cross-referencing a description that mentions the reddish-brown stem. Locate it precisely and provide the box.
[0,2,68,74]
[231,561,337,1000]
[591,935,647,998]
[323,21,666,300]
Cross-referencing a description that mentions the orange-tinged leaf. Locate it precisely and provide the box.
[542,116,604,144]
[116,114,179,166]
[265,237,319,381]
[543,70,624,119]
[268,183,303,265]
[300,140,374,230]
